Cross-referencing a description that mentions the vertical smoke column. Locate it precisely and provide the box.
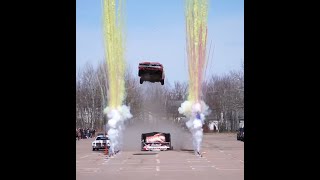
[179,0,210,155]
[102,0,132,155]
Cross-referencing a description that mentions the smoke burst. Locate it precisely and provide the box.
[104,105,132,154]
[179,100,210,153]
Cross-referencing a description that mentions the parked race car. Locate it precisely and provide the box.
[92,135,110,151]
[138,62,165,85]
[141,132,173,151]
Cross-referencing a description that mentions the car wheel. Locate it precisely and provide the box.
[92,148,95,151]
[140,78,143,84]
[160,79,164,85]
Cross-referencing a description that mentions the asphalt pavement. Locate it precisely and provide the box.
[76,133,243,180]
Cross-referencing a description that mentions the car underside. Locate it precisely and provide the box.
[138,62,165,85]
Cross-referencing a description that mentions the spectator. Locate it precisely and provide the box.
[92,129,96,138]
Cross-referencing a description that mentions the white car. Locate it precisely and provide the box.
[92,135,110,151]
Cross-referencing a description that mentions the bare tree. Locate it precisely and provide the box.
[124,65,143,124]
[204,66,244,132]
[76,62,105,130]
[76,61,244,133]
[165,81,188,120]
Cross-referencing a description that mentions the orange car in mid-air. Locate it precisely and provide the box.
[138,62,165,85]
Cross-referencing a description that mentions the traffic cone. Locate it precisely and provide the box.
[105,147,109,155]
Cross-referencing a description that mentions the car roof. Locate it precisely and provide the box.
[139,62,163,66]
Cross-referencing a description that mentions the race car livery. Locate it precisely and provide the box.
[141,132,173,151]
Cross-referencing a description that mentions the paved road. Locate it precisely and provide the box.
[76,133,243,180]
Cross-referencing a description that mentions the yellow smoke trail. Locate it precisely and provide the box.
[185,0,208,103]
[103,0,126,108]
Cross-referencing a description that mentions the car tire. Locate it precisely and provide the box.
[92,148,95,151]
[140,78,143,84]
[160,80,164,85]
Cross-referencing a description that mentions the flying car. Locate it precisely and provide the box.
[138,62,165,85]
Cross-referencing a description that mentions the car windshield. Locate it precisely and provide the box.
[96,137,108,140]
[151,64,161,67]
[140,63,161,67]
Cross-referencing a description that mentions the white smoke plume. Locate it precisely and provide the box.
[178,100,210,154]
[103,105,132,154]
